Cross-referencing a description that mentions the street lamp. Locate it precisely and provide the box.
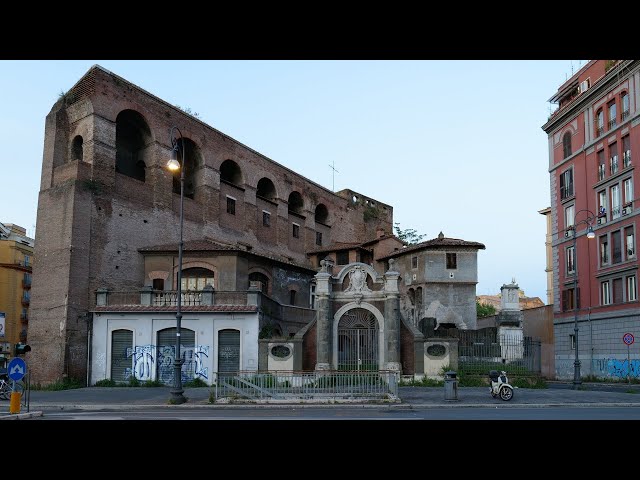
[167,126,187,405]
[569,208,595,389]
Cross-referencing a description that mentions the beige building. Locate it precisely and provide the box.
[538,207,553,305]
[0,223,34,367]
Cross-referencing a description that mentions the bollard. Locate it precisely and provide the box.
[444,371,458,401]
[10,391,22,414]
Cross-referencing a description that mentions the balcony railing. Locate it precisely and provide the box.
[596,126,605,137]
[623,150,632,168]
[608,119,617,130]
[622,110,630,121]
[598,164,606,181]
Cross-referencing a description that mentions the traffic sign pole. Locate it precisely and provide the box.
[623,333,635,384]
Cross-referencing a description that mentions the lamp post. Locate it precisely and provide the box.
[569,209,595,389]
[167,126,187,405]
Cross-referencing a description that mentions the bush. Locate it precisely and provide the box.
[32,377,85,391]
[141,379,165,387]
[94,379,117,387]
[183,377,208,388]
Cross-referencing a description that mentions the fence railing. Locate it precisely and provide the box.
[213,370,399,402]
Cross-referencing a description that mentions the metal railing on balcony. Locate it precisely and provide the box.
[608,119,617,130]
[596,126,605,137]
[622,110,630,121]
[610,156,619,175]
[623,150,632,168]
[212,370,399,402]
[598,164,606,181]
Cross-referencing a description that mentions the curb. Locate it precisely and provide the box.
[0,411,43,420]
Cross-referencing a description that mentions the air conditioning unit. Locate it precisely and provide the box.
[597,216,607,225]
[565,229,574,238]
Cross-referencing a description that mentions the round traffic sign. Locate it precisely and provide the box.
[7,357,26,381]
[623,333,635,346]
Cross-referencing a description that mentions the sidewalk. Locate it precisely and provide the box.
[3,382,640,418]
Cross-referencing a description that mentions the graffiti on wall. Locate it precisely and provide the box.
[595,358,640,379]
[122,344,211,384]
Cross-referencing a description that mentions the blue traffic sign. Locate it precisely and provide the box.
[7,357,26,381]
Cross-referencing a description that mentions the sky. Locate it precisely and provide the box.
[0,59,588,302]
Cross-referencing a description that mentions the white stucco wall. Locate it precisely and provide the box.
[267,342,295,371]
[90,311,259,386]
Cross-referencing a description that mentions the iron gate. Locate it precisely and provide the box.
[337,308,378,371]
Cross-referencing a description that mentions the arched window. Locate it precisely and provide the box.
[249,272,269,295]
[115,110,151,182]
[563,132,572,158]
[220,159,243,186]
[71,135,83,162]
[181,267,215,290]
[288,191,304,215]
[171,137,201,200]
[257,177,277,201]
[315,203,328,224]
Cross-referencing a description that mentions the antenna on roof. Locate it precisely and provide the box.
[329,161,339,192]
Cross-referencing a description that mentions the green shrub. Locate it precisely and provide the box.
[32,377,85,391]
[128,376,141,387]
[141,379,165,387]
[94,379,117,387]
[183,377,208,388]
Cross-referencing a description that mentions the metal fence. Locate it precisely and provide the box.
[213,370,399,402]
[435,328,542,375]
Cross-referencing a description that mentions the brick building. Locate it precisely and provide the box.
[28,65,485,385]
[542,60,639,381]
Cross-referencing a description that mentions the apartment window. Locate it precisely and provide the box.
[562,287,579,311]
[608,100,617,129]
[315,231,322,246]
[611,184,621,219]
[601,281,611,305]
[627,275,637,301]
[563,132,572,158]
[560,167,574,200]
[626,227,635,258]
[609,142,618,175]
[623,178,633,206]
[565,204,575,230]
[613,278,623,304]
[226,196,236,215]
[411,256,418,269]
[612,230,622,264]
[621,92,630,120]
[336,251,349,265]
[446,253,457,269]
[623,135,631,168]
[598,190,607,217]
[24,255,30,267]
[597,150,606,181]
[152,278,164,290]
[566,245,575,275]
[181,268,215,291]
[289,289,296,306]
[600,235,609,265]
[292,223,300,239]
[262,211,271,227]
[596,109,605,136]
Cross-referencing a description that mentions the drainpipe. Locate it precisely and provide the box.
[86,313,93,387]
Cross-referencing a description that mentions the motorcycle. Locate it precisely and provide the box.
[489,370,514,401]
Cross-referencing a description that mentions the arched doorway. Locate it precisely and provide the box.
[337,308,379,371]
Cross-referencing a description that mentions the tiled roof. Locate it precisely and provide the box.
[379,233,485,259]
[139,239,315,272]
[306,242,363,255]
[93,305,258,313]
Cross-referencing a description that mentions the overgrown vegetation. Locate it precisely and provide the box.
[175,105,201,119]
[393,222,425,244]
[31,377,85,391]
[476,301,497,318]
[94,379,117,387]
[183,377,208,388]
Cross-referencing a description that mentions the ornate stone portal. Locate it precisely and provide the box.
[314,261,402,372]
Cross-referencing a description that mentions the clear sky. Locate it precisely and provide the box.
[0,60,587,302]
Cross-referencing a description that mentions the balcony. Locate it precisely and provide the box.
[608,119,617,130]
[94,286,316,333]
[596,126,605,137]
[622,110,630,121]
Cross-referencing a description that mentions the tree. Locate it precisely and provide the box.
[476,301,496,318]
[394,222,426,245]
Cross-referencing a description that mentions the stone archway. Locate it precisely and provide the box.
[333,302,385,371]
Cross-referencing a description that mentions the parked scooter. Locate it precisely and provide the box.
[489,370,514,401]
